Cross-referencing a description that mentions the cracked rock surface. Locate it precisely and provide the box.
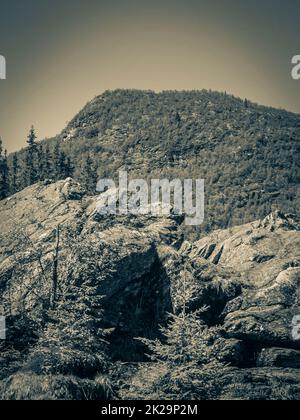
[0,181,300,399]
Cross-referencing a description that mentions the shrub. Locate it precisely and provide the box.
[124,360,229,400]
[0,373,113,400]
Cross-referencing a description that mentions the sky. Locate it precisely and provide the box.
[0,0,299,152]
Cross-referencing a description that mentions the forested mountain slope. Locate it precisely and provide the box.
[6,90,300,236]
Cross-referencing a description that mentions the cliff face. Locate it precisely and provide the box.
[0,180,300,400]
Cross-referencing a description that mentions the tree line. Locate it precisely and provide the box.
[0,126,98,200]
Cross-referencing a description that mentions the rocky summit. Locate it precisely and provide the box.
[0,179,300,400]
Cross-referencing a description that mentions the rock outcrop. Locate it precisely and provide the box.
[0,180,300,400]
[182,211,300,353]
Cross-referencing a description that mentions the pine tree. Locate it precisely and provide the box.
[10,153,19,194]
[26,279,110,377]
[44,145,52,179]
[0,139,9,200]
[36,145,45,181]
[52,142,60,181]
[26,235,112,377]
[174,111,181,126]
[27,125,37,148]
[24,126,38,186]
[58,150,71,180]
[51,143,73,181]
[126,264,229,400]
[140,267,211,366]
[66,156,74,178]
[81,155,98,194]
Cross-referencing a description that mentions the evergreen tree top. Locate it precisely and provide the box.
[27,126,37,147]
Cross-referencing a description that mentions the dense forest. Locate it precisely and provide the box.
[1,89,299,237]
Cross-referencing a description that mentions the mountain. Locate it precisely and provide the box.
[8,89,300,237]
[2,90,300,399]
[0,180,300,400]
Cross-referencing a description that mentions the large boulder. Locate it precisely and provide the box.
[0,179,180,320]
[220,368,300,400]
[257,348,300,369]
[0,372,113,401]
[223,267,300,349]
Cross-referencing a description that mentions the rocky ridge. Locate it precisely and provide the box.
[0,180,299,400]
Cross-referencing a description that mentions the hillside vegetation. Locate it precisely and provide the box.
[5,89,300,237]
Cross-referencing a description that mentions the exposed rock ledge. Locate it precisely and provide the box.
[0,179,299,399]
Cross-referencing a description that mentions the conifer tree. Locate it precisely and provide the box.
[27,125,37,148]
[26,236,111,377]
[58,150,72,180]
[10,153,19,194]
[126,264,229,400]
[66,156,74,178]
[140,267,211,366]
[44,145,52,179]
[174,111,181,126]
[24,126,38,186]
[82,155,98,194]
[36,145,45,181]
[51,143,73,181]
[26,278,110,377]
[0,139,9,199]
[53,143,60,181]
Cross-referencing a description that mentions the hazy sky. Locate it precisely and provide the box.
[0,0,299,152]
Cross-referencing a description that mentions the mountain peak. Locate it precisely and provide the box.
[6,89,300,236]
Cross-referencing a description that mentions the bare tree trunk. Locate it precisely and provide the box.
[50,225,60,309]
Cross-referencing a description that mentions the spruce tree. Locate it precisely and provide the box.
[126,264,229,400]
[37,144,45,181]
[27,280,110,376]
[53,142,61,181]
[44,145,52,179]
[52,143,73,181]
[24,126,38,186]
[0,139,9,199]
[10,153,19,194]
[82,155,98,194]
[27,125,37,148]
[58,150,71,180]
[26,235,111,377]
[66,156,74,178]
